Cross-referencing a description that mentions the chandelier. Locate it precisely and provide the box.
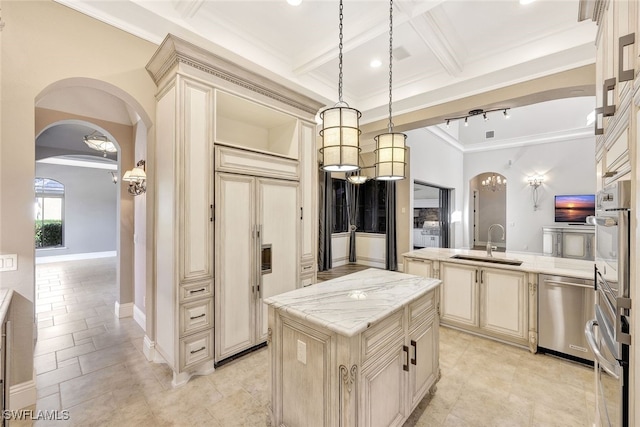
[481,174,506,191]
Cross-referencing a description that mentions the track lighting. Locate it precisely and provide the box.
[444,107,511,127]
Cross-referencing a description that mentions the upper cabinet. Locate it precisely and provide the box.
[582,0,637,186]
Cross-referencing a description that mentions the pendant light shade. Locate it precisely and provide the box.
[319,106,361,172]
[374,0,406,181]
[374,132,406,180]
[318,0,361,172]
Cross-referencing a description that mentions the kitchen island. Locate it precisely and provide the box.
[265,268,441,427]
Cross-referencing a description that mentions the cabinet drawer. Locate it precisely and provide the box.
[361,309,405,365]
[180,299,213,336]
[408,290,436,330]
[179,329,214,371]
[180,280,213,303]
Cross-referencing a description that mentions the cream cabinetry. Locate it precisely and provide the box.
[266,269,441,427]
[215,172,298,362]
[542,226,595,260]
[583,0,637,186]
[404,257,436,279]
[439,262,532,349]
[146,34,322,384]
[299,122,317,286]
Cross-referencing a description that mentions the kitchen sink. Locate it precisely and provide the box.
[449,254,523,266]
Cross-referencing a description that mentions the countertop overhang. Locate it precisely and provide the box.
[403,248,594,280]
[264,268,441,337]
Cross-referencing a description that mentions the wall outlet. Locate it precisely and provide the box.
[0,254,17,272]
[297,339,307,365]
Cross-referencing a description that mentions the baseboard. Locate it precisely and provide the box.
[35,251,117,264]
[133,304,146,331]
[9,372,37,410]
[143,336,166,363]
[114,301,133,318]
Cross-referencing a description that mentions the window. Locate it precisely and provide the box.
[332,178,387,234]
[332,179,348,233]
[34,178,64,248]
[356,180,386,233]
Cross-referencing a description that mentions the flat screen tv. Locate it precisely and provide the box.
[554,194,596,223]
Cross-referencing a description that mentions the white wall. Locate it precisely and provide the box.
[331,233,386,268]
[35,162,117,257]
[463,135,596,253]
[406,128,465,248]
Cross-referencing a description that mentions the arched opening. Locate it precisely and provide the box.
[34,78,152,337]
[469,172,507,252]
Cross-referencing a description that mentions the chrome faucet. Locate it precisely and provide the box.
[486,224,505,257]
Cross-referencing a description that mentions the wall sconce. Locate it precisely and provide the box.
[123,160,146,196]
[527,175,544,210]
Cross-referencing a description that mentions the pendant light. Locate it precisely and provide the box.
[374,0,406,181]
[319,0,362,172]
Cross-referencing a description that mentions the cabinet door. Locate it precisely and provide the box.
[258,178,299,341]
[562,233,588,259]
[479,268,528,341]
[299,121,317,266]
[408,315,438,412]
[440,263,478,327]
[359,346,407,427]
[404,258,432,278]
[180,79,214,282]
[215,173,256,361]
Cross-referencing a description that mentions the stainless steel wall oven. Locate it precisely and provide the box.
[585,180,631,427]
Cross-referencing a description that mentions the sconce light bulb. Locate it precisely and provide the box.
[464,117,468,127]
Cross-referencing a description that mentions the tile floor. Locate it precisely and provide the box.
[16,258,596,426]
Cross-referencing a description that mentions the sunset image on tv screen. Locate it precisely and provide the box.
[555,194,596,222]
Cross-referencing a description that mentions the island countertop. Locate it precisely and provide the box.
[403,247,594,280]
[264,268,441,337]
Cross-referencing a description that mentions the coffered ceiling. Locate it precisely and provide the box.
[55,0,598,130]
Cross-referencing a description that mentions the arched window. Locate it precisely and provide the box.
[35,178,64,248]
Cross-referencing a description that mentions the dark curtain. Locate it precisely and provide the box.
[439,188,450,248]
[385,181,397,270]
[318,171,333,271]
[345,174,360,263]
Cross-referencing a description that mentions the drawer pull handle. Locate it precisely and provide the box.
[302,265,312,270]
[410,340,417,365]
[190,346,206,354]
[190,313,206,320]
[403,345,409,372]
[189,288,206,294]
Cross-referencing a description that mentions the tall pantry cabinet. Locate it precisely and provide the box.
[146,35,323,386]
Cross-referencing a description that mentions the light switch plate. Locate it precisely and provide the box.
[0,254,17,272]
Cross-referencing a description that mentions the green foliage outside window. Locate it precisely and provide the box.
[35,221,63,248]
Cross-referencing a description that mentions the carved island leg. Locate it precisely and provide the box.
[528,276,538,353]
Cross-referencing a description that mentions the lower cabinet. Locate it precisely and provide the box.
[542,226,594,260]
[440,262,530,348]
[404,257,435,278]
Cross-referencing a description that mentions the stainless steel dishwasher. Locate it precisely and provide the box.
[538,274,594,363]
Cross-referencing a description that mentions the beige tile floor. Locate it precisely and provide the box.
[15,258,595,426]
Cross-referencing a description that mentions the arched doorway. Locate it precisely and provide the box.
[470,172,507,251]
[34,78,152,340]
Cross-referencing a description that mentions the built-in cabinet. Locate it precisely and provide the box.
[215,171,298,362]
[404,255,538,352]
[439,262,529,347]
[542,225,595,260]
[146,34,323,385]
[583,0,637,189]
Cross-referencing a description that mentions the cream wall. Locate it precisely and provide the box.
[0,0,157,400]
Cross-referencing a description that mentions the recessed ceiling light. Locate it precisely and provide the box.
[287,0,302,6]
[519,0,536,4]
[370,59,382,68]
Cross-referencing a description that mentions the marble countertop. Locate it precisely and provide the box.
[402,247,595,280]
[264,268,441,337]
